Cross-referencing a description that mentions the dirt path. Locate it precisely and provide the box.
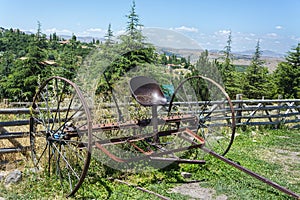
[170,182,228,200]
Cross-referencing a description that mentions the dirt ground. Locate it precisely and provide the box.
[170,182,228,200]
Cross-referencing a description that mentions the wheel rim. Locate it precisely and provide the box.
[167,75,236,158]
[30,76,92,197]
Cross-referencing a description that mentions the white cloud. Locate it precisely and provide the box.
[77,28,106,37]
[290,35,300,41]
[27,29,36,33]
[266,33,278,38]
[86,28,103,32]
[40,27,106,37]
[44,28,72,35]
[116,29,126,35]
[172,26,199,33]
[275,25,283,30]
[215,30,231,36]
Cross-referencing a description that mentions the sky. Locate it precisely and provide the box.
[1,0,300,54]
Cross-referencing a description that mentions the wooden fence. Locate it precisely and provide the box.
[233,97,300,128]
[0,98,299,155]
[0,106,31,156]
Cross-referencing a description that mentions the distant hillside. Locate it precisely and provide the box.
[208,51,284,72]
[234,50,285,58]
[142,27,202,50]
[57,35,104,43]
[156,47,284,72]
[9,26,282,72]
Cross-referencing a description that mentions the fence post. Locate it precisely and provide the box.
[3,99,9,106]
[276,95,283,128]
[236,94,243,124]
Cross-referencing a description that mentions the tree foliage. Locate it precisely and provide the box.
[243,40,274,99]
[217,31,243,98]
[94,0,156,96]
[0,22,92,101]
[104,23,114,47]
[274,43,300,98]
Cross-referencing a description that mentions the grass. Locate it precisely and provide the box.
[201,127,300,199]
[0,127,299,199]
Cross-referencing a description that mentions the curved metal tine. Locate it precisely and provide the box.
[51,78,67,131]
[32,103,47,128]
[56,145,63,188]
[210,102,232,127]
[39,81,75,135]
[51,142,81,180]
[62,90,75,129]
[200,99,227,122]
[49,144,59,176]
[54,91,80,131]
[196,78,223,123]
[34,142,49,169]
[54,144,68,191]
[34,84,50,130]
[68,169,73,193]
[45,82,51,132]
[176,82,204,115]
[35,81,56,131]
[51,142,80,193]
[48,144,53,175]
[197,100,211,122]
[198,123,230,153]
[61,144,74,193]
[55,104,86,134]
[182,83,193,111]
[57,139,86,161]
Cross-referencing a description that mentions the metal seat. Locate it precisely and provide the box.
[130,76,167,106]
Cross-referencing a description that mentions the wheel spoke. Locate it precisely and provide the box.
[51,143,80,180]
[30,76,92,197]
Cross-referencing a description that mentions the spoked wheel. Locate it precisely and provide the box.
[167,75,235,158]
[30,76,92,197]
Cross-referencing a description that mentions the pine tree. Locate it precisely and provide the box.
[119,0,146,49]
[126,0,143,40]
[274,43,300,98]
[35,21,48,49]
[243,40,273,99]
[217,31,242,98]
[219,31,235,82]
[222,31,234,73]
[96,1,156,95]
[194,50,223,85]
[104,23,114,46]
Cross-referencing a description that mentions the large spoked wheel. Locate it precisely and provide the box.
[167,75,235,158]
[30,76,92,197]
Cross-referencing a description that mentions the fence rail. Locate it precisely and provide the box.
[232,97,300,128]
[0,98,299,155]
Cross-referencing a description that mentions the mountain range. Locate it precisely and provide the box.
[7,27,284,59]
